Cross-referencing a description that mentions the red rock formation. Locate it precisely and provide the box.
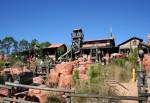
[33,76,44,84]
[143,54,150,71]
[58,74,72,88]
[28,85,48,103]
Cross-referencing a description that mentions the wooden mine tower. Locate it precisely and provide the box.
[71,28,84,59]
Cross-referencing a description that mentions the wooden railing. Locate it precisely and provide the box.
[0,82,148,103]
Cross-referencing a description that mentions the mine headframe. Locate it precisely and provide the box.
[71,28,84,59]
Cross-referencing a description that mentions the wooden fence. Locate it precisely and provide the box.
[0,82,147,103]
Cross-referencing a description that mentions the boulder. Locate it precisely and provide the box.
[28,85,48,103]
[55,62,73,75]
[33,76,44,84]
[48,69,59,84]
[58,74,72,88]
[78,65,87,74]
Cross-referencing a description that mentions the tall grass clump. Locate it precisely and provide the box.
[128,48,139,71]
[105,64,132,82]
[72,63,119,103]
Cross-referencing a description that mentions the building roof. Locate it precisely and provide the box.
[83,38,115,44]
[118,37,143,47]
[82,38,115,49]
[47,44,64,48]
[140,42,150,48]
[82,43,112,49]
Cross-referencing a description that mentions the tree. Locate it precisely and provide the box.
[12,40,18,53]
[0,40,3,54]
[18,39,30,52]
[1,36,16,54]
[39,41,50,48]
[31,39,39,49]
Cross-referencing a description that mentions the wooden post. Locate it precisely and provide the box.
[65,93,71,103]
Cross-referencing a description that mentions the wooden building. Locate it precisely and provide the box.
[43,44,67,61]
[81,38,118,61]
[140,43,150,54]
[20,44,67,61]
[118,37,143,55]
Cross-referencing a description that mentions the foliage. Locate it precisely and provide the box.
[72,69,80,85]
[46,93,61,103]
[31,39,39,48]
[56,47,65,59]
[72,64,119,103]
[0,40,3,54]
[128,48,138,67]
[87,63,105,83]
[0,61,5,69]
[111,58,127,68]
[1,36,17,54]
[18,39,30,52]
[40,41,50,48]
[46,96,61,103]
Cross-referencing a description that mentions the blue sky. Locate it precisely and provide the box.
[0,0,150,45]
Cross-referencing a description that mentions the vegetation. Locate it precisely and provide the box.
[71,53,139,103]
[46,96,61,103]
[18,39,30,52]
[72,64,119,103]
[0,36,51,67]
[1,36,17,54]
[128,48,139,71]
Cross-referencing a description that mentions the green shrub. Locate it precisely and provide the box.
[72,69,80,85]
[0,61,5,68]
[46,96,61,103]
[87,63,105,84]
[111,58,127,68]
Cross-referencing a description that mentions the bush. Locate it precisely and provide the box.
[0,61,5,69]
[46,96,61,103]
[111,58,127,68]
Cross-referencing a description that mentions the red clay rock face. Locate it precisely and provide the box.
[48,58,92,88]
[58,74,72,88]
[28,85,48,103]
[143,54,150,71]
[56,62,73,75]
[49,69,59,84]
[0,88,9,97]
[33,76,44,84]
[78,65,87,74]
[3,67,31,75]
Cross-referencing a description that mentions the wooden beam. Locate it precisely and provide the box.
[0,97,39,103]
[0,84,12,89]
[5,82,74,93]
[65,94,146,101]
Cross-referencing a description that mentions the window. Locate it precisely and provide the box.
[91,49,96,57]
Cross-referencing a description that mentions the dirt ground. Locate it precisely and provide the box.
[116,76,150,103]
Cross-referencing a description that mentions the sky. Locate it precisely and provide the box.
[0,0,150,45]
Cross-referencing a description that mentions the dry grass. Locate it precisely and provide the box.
[72,63,121,103]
